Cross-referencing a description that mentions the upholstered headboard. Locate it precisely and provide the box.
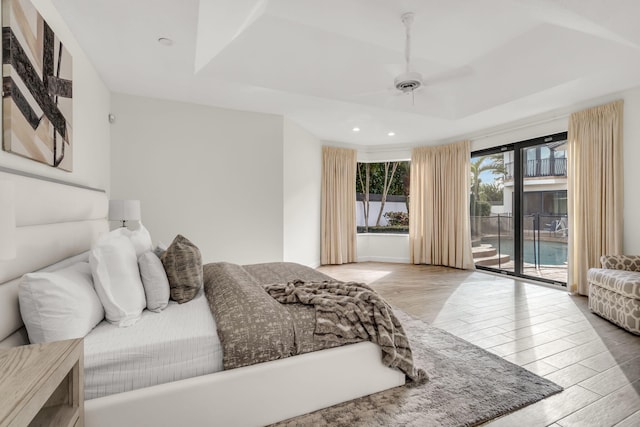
[0,167,108,347]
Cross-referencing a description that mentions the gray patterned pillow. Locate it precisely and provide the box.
[161,235,203,303]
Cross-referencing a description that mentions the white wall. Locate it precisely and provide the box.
[110,93,284,265]
[357,234,410,263]
[621,87,640,254]
[283,119,321,267]
[0,0,111,192]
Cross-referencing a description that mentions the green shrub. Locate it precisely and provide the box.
[384,211,409,226]
[357,225,409,234]
[470,200,492,217]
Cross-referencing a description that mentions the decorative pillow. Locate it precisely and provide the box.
[138,251,170,312]
[19,262,105,344]
[109,223,153,257]
[90,234,147,326]
[161,235,203,303]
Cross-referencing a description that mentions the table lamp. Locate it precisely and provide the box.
[108,199,141,228]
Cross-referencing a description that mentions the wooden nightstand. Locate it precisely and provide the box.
[0,338,83,427]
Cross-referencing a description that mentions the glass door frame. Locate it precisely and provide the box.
[472,131,568,286]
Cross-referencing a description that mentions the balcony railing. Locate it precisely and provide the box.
[505,158,567,180]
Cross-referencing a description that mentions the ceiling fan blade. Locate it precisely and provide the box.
[351,87,396,98]
[422,65,473,86]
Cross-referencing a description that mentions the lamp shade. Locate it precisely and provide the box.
[108,200,141,222]
[0,180,16,260]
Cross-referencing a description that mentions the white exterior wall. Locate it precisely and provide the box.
[491,204,509,214]
[356,201,407,227]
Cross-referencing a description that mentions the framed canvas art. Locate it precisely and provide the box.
[2,0,73,171]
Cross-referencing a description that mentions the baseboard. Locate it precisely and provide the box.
[357,256,410,264]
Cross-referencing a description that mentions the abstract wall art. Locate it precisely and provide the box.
[2,0,73,171]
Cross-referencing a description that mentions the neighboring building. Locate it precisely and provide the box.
[502,141,568,224]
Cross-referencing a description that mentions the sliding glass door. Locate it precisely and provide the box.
[471,147,514,273]
[471,132,568,286]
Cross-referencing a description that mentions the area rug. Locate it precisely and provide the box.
[272,311,563,427]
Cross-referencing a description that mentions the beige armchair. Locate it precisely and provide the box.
[587,255,640,335]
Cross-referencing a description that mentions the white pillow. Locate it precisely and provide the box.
[19,262,105,344]
[138,251,170,312]
[90,234,146,327]
[153,242,168,258]
[110,223,153,257]
[129,223,153,255]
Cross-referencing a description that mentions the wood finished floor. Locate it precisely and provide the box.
[317,262,640,427]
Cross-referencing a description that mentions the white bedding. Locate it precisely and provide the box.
[84,289,223,400]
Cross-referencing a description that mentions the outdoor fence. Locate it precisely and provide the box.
[471,213,568,269]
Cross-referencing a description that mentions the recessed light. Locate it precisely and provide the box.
[388,131,395,136]
[352,127,360,132]
[157,37,174,46]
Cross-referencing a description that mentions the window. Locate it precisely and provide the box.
[523,190,567,216]
[356,161,410,233]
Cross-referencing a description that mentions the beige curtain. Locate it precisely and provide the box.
[321,146,357,265]
[410,140,474,269]
[568,100,624,295]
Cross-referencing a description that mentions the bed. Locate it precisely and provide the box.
[0,168,406,426]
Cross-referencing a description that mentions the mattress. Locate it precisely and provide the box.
[84,289,223,400]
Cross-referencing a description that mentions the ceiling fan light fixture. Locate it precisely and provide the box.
[394,71,423,93]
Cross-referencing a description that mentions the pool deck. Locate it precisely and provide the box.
[474,233,569,284]
[523,264,568,284]
[487,260,568,284]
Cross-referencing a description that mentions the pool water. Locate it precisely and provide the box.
[482,238,567,266]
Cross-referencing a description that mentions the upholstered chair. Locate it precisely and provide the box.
[587,255,640,335]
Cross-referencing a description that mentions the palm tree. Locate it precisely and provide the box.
[470,154,505,214]
[470,155,506,237]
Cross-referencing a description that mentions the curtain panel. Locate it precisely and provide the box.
[321,146,357,265]
[568,100,624,295]
[409,140,474,269]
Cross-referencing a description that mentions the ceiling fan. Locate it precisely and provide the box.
[351,12,471,110]
[354,12,471,107]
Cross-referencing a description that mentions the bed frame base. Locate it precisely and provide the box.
[85,341,405,427]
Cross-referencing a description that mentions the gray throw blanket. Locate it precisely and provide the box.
[263,280,428,382]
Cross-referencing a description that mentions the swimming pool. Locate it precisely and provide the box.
[482,238,567,266]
